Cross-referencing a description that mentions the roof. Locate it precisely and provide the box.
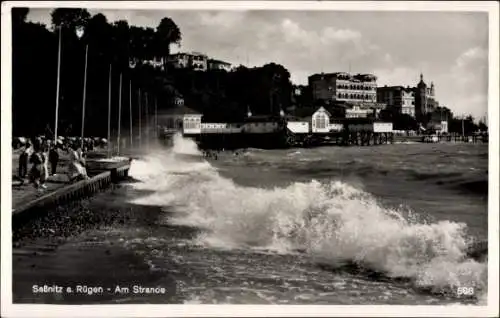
[316,106,332,117]
[339,117,377,124]
[378,85,414,92]
[170,52,208,58]
[309,72,377,82]
[295,105,340,118]
[159,105,202,116]
[208,59,231,65]
[244,115,286,123]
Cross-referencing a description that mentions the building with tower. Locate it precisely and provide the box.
[414,73,438,123]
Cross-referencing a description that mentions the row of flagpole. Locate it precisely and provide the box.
[106,67,159,157]
[53,26,159,158]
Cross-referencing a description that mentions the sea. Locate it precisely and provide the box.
[12,134,488,305]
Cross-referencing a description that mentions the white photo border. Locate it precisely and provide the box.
[1,1,498,317]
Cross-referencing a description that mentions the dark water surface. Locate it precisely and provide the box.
[13,138,488,305]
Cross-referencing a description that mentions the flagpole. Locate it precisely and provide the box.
[80,44,89,150]
[117,73,122,155]
[145,92,149,151]
[138,88,142,149]
[54,26,62,144]
[154,96,158,140]
[107,64,112,158]
[129,79,133,149]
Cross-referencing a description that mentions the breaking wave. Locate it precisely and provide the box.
[128,134,487,297]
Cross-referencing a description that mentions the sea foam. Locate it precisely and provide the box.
[128,134,487,296]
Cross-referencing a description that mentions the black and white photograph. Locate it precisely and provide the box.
[1,1,499,317]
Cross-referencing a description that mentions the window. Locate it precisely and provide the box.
[315,113,327,129]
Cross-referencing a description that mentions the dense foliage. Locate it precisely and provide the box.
[12,8,184,139]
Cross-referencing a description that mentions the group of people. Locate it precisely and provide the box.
[201,149,242,160]
[17,137,90,191]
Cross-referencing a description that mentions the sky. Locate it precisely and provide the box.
[26,7,489,119]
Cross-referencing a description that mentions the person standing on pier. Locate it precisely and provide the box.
[68,143,89,182]
[18,140,32,184]
[49,144,60,176]
[40,140,49,188]
[29,139,47,190]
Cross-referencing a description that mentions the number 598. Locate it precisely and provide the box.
[457,287,474,296]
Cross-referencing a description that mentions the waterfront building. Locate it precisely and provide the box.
[299,106,343,133]
[414,73,438,122]
[311,106,331,133]
[201,123,243,134]
[157,97,203,135]
[345,105,380,119]
[377,86,416,117]
[208,59,232,72]
[426,106,451,133]
[286,121,310,134]
[308,72,378,104]
[243,115,284,134]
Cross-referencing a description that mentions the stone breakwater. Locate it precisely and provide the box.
[12,159,132,231]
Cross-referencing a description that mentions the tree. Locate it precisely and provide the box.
[155,17,182,71]
[12,7,29,25]
[111,20,131,69]
[85,13,113,60]
[12,17,56,137]
[478,119,488,132]
[51,8,90,30]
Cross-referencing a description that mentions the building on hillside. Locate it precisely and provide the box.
[377,86,416,117]
[157,97,203,135]
[167,52,208,71]
[308,72,378,104]
[167,53,190,69]
[208,59,232,72]
[143,58,164,70]
[190,52,208,71]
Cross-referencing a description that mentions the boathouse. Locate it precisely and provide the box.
[157,97,203,136]
[243,115,284,134]
[297,106,344,133]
